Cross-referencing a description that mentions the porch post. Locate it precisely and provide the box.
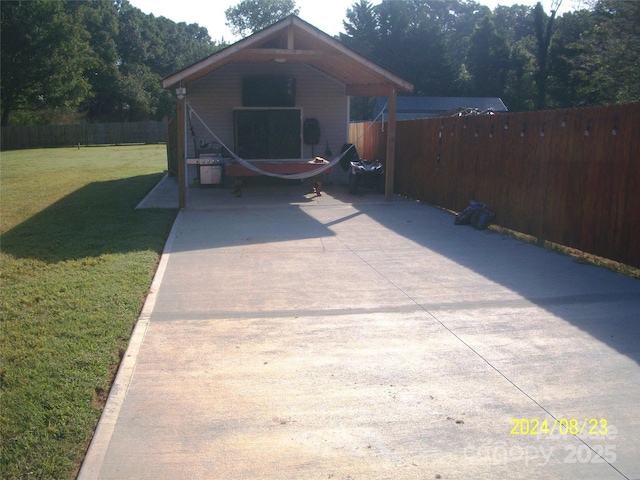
[176,95,186,208]
[384,88,397,201]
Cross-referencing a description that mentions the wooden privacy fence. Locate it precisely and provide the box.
[1,121,166,150]
[349,103,640,268]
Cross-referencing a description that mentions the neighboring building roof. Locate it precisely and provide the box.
[372,96,508,121]
[163,15,413,97]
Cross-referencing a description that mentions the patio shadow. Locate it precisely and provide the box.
[1,174,177,263]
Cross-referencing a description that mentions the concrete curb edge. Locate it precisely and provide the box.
[77,211,183,479]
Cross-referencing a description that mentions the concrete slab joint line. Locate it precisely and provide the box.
[81,179,640,480]
[335,231,634,480]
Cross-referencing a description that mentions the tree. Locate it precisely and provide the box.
[225,0,299,38]
[465,15,510,97]
[404,24,459,96]
[341,0,379,58]
[504,36,537,111]
[77,0,122,121]
[149,18,217,78]
[492,4,536,45]
[116,1,150,67]
[532,1,560,109]
[5,0,634,126]
[0,0,225,125]
[374,0,416,79]
[546,9,595,107]
[405,0,491,69]
[0,1,93,125]
[353,0,458,96]
[112,0,222,121]
[567,0,640,105]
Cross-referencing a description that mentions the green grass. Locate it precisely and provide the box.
[487,225,640,280]
[0,145,177,479]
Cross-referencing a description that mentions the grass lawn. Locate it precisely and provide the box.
[0,145,177,478]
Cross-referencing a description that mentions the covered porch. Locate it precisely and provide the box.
[162,15,413,207]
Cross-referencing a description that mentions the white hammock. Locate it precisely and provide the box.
[186,99,386,181]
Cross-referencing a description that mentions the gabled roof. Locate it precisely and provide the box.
[372,96,508,121]
[162,15,413,97]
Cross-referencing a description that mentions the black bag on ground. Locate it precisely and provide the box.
[454,201,485,225]
[470,208,496,230]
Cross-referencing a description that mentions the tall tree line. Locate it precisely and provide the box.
[341,0,639,117]
[1,0,638,126]
[1,0,223,126]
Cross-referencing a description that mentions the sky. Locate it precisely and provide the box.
[129,0,585,43]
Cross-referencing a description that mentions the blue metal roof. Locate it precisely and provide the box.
[372,96,508,121]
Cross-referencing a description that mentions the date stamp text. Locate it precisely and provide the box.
[510,417,608,437]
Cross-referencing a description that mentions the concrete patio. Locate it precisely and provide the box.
[80,176,640,479]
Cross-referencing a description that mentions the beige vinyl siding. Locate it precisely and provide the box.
[186,62,349,184]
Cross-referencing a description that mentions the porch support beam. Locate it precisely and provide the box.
[176,95,186,209]
[384,88,397,201]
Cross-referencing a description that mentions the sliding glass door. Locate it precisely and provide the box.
[234,109,301,159]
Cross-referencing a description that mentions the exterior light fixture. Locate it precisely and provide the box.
[176,87,187,99]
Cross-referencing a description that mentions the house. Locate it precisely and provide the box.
[371,96,508,121]
[162,15,413,206]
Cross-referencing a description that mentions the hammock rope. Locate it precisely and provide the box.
[185,99,387,181]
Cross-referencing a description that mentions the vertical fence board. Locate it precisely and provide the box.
[350,103,640,268]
